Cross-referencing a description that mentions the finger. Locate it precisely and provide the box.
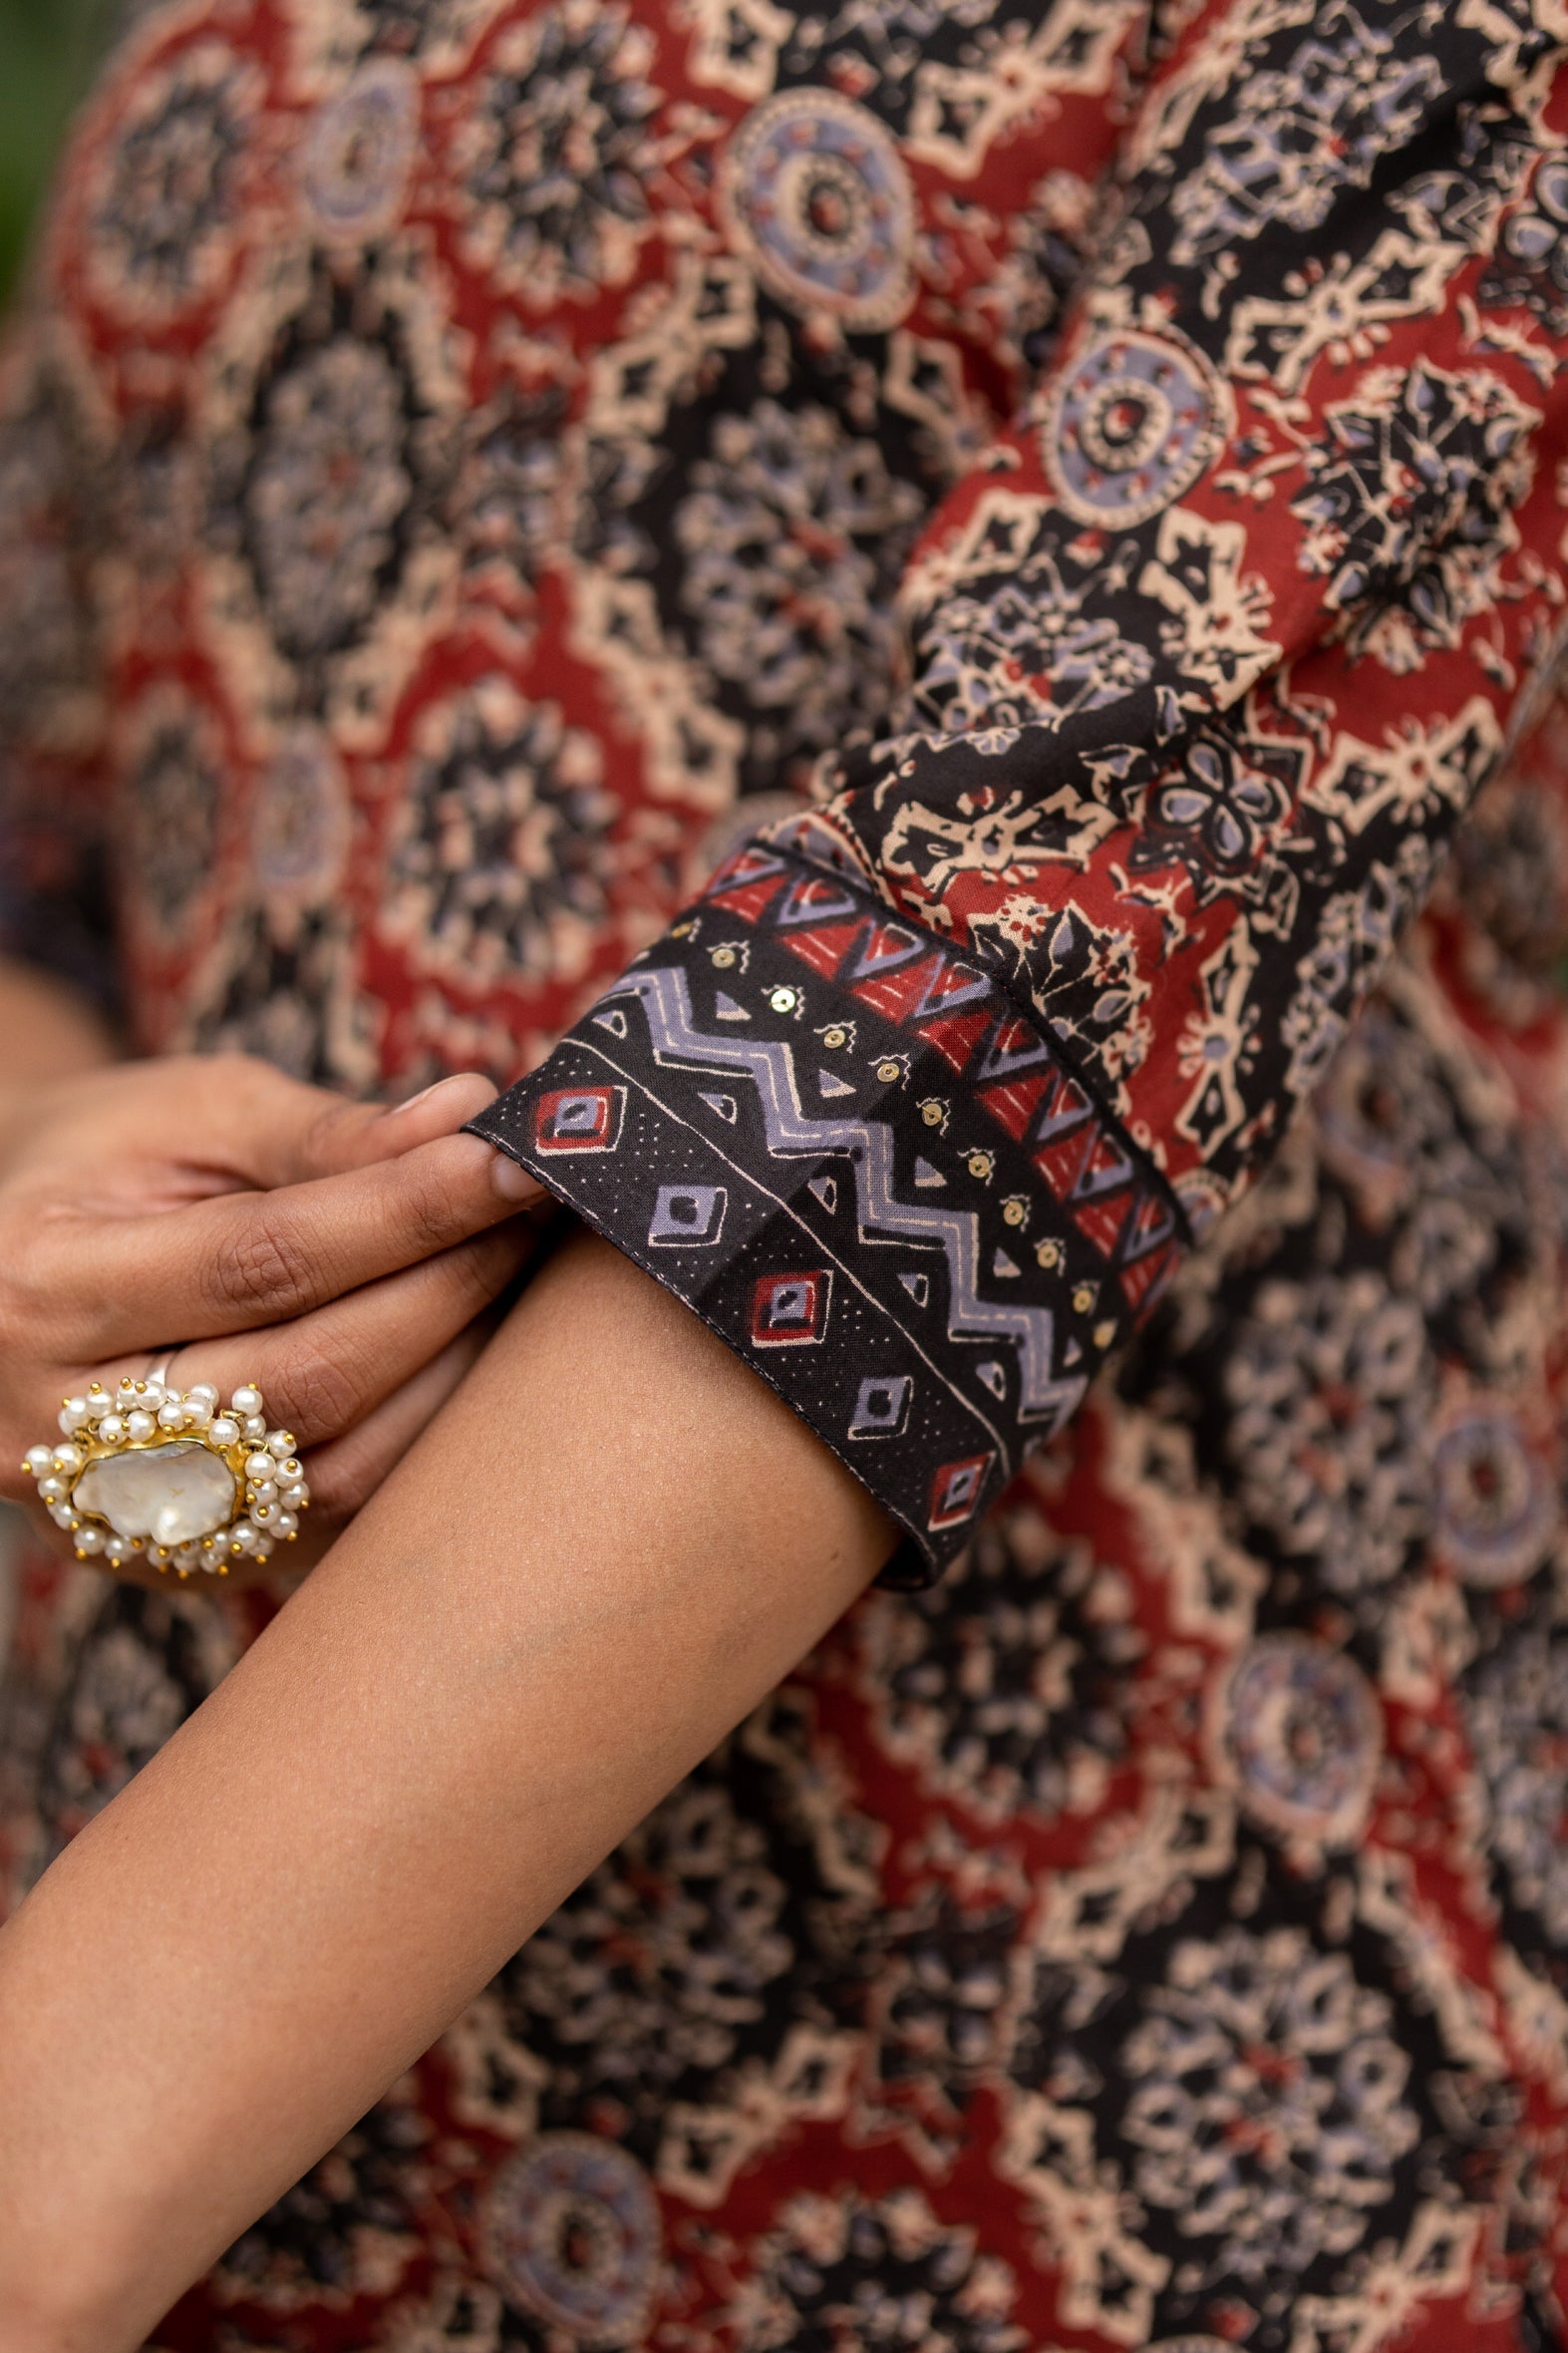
[147,1323,489,1584]
[64,1058,500,1194]
[72,1055,389,1195]
[211,1064,503,1190]
[148,1217,533,1449]
[68,1132,546,1356]
[296,1073,502,1178]
[23,1237,526,1572]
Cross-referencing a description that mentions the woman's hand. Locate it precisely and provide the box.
[0,1053,546,1580]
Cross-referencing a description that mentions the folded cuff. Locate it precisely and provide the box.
[468,840,1188,1584]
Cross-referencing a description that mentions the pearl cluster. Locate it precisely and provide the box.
[22,1376,311,1576]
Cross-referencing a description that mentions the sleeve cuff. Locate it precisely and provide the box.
[466,840,1189,1584]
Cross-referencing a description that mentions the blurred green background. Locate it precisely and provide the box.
[0,0,117,307]
[0,0,116,1644]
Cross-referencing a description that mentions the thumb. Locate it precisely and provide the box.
[297,1073,503,1178]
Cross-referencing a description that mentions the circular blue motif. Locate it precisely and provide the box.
[253,726,350,909]
[722,92,915,331]
[1044,326,1225,527]
[298,58,418,241]
[479,2133,661,2344]
[1433,1401,1552,1589]
[1219,1633,1382,1846]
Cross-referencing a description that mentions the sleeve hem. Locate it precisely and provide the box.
[468,838,1188,1582]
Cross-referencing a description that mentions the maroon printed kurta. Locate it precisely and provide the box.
[7,0,1568,2344]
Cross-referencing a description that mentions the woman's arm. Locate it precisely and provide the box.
[0,1226,892,2352]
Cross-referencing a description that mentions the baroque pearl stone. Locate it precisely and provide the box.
[75,1442,237,1548]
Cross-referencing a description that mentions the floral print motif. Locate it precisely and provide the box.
[731,2188,1026,2353]
[121,695,222,945]
[1216,1632,1383,1848]
[1165,4,1445,266]
[386,682,616,987]
[674,399,924,774]
[1223,1268,1436,1600]
[1463,1614,1568,1966]
[83,39,257,318]
[719,91,916,329]
[1290,360,1538,615]
[242,331,417,668]
[1120,1925,1418,2281]
[852,1506,1139,1824]
[455,1,663,302]
[478,2134,662,2345]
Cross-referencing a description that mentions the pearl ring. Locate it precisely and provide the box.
[22,1368,311,1576]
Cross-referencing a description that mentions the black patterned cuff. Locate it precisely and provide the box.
[468,841,1187,1584]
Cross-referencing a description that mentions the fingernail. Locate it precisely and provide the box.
[383,1074,477,1119]
[491,1151,543,1202]
[382,1077,445,1116]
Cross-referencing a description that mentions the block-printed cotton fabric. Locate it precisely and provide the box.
[7,0,1568,2344]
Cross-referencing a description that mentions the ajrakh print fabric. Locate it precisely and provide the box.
[7,0,1568,2345]
[469,0,1568,1575]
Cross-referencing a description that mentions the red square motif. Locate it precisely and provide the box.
[927,1452,994,1530]
[749,1270,832,1348]
[533,1085,625,1155]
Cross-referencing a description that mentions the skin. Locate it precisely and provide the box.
[0,956,550,1575]
[0,965,893,2349]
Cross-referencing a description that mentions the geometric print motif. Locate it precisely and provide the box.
[470,839,1185,1577]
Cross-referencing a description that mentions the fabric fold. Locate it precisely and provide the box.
[474,0,1568,1582]
[469,840,1186,1581]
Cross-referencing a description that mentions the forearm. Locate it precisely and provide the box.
[0,1228,892,2350]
